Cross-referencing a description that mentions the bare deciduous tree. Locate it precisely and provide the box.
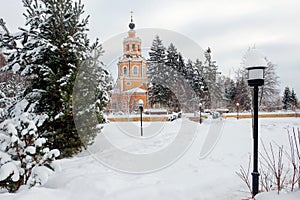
[259,60,280,107]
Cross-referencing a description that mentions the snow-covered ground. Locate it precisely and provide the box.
[1,116,300,199]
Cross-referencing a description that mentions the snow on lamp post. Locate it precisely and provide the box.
[138,99,144,137]
[244,49,268,197]
[236,102,240,120]
[199,102,203,124]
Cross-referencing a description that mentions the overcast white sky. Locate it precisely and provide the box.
[1,0,299,96]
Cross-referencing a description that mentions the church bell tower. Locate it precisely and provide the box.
[111,12,148,112]
[116,11,148,92]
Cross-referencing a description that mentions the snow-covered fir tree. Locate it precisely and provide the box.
[290,89,298,109]
[0,98,60,192]
[0,0,110,157]
[0,70,60,193]
[192,58,209,101]
[281,86,298,110]
[148,40,182,111]
[0,0,111,192]
[282,86,292,110]
[148,35,166,76]
[73,40,112,146]
[147,35,169,107]
[164,43,183,112]
[0,88,11,121]
[184,59,198,105]
[194,59,204,75]
[0,74,25,98]
[203,48,217,82]
[0,18,26,99]
[224,79,237,106]
[202,47,223,108]
[148,36,207,112]
[184,59,208,111]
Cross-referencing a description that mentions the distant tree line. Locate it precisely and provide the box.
[147,36,209,112]
[147,41,285,112]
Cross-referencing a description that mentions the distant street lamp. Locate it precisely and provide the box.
[245,49,268,197]
[138,99,144,137]
[199,102,203,124]
[236,102,240,120]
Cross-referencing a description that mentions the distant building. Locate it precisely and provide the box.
[110,13,149,113]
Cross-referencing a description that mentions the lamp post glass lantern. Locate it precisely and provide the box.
[244,49,268,197]
[244,49,267,87]
[138,99,144,137]
[199,102,203,124]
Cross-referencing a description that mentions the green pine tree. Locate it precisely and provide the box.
[282,86,292,110]
[225,80,237,104]
[147,35,169,107]
[148,37,208,112]
[1,0,110,157]
[290,88,298,109]
[203,47,222,108]
[73,41,112,147]
[165,43,181,112]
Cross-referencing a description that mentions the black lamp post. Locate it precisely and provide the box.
[199,102,203,124]
[236,102,240,120]
[138,99,144,137]
[245,49,267,197]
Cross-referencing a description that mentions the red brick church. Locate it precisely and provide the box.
[110,13,149,113]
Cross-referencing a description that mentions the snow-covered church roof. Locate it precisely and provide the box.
[110,87,147,94]
[124,87,147,94]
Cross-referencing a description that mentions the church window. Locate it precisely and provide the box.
[123,66,127,75]
[133,66,138,75]
[132,44,136,51]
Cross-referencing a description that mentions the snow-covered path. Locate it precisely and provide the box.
[1,117,300,200]
[199,119,224,159]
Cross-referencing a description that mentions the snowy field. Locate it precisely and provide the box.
[1,116,300,200]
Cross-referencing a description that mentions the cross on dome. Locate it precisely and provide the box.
[129,11,135,30]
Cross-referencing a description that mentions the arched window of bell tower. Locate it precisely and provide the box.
[123,66,127,75]
[133,66,138,75]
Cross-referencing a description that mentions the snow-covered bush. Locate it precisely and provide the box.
[0,99,60,192]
